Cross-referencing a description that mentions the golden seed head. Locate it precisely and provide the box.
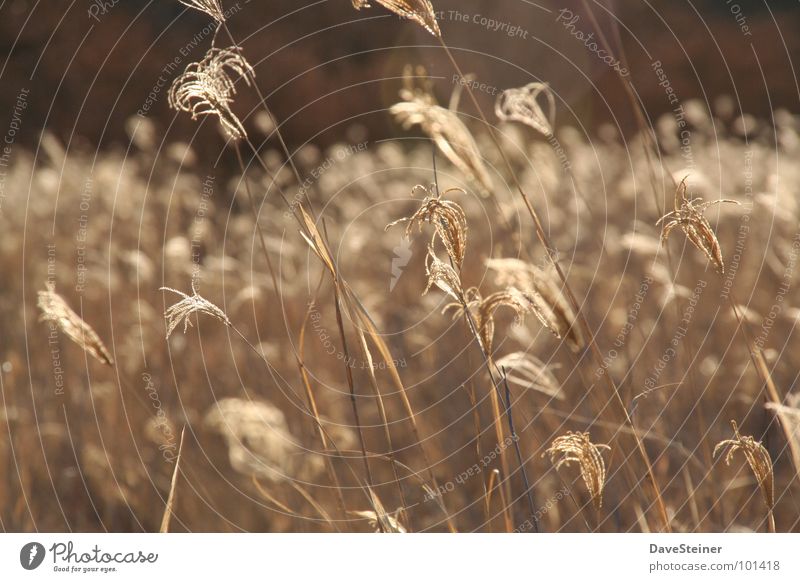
[351,0,441,37]
[544,431,610,510]
[496,351,562,399]
[391,66,493,195]
[37,282,114,366]
[443,287,527,353]
[178,0,226,23]
[351,489,407,533]
[657,176,741,273]
[714,420,774,512]
[495,82,556,137]
[168,47,254,140]
[486,258,585,352]
[386,184,468,268]
[423,248,464,301]
[160,282,232,338]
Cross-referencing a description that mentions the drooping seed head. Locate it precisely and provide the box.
[444,287,528,353]
[495,82,556,137]
[37,282,114,366]
[160,282,232,338]
[391,66,493,195]
[485,258,585,352]
[178,0,226,22]
[544,431,610,510]
[423,247,463,301]
[351,0,441,37]
[496,351,562,399]
[386,184,468,268]
[168,47,254,140]
[714,420,774,515]
[657,176,741,273]
[351,489,407,533]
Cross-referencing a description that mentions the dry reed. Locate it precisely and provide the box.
[714,420,775,532]
[391,66,493,195]
[657,176,741,273]
[485,258,585,352]
[178,0,225,22]
[37,282,114,366]
[351,0,441,37]
[545,432,610,511]
[160,283,232,338]
[168,47,254,140]
[495,82,556,137]
[386,184,468,268]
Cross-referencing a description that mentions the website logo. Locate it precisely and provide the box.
[20,542,46,570]
[389,237,413,292]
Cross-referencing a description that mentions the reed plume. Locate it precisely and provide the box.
[37,282,114,366]
[714,420,775,532]
[160,283,232,338]
[765,398,800,482]
[391,66,493,195]
[657,176,741,273]
[386,184,468,268]
[545,432,610,510]
[205,398,323,482]
[445,288,528,353]
[423,248,464,300]
[351,0,440,37]
[178,0,226,22]
[351,489,407,533]
[485,258,585,351]
[495,351,562,399]
[495,82,556,137]
[168,47,254,140]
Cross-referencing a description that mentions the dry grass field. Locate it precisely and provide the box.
[1,0,799,533]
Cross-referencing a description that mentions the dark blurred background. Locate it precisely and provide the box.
[2,0,799,156]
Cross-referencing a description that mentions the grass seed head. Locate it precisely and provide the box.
[657,176,741,273]
[351,0,441,37]
[545,431,610,510]
[714,420,775,513]
[423,247,463,300]
[445,287,528,353]
[168,47,254,140]
[391,66,493,195]
[37,282,114,366]
[495,82,556,137]
[386,184,468,268]
[486,258,585,352]
[205,398,323,483]
[496,351,562,399]
[160,282,232,338]
[178,0,226,22]
[351,489,407,533]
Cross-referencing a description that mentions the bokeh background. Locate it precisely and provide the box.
[2,0,799,151]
